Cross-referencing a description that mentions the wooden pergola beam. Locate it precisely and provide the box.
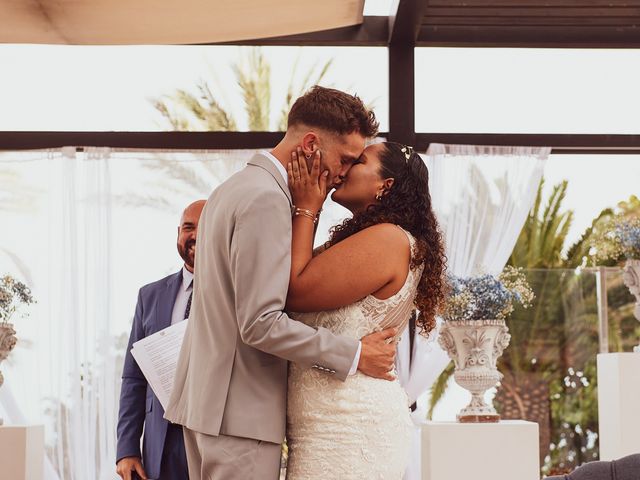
[213,16,389,47]
[388,0,429,146]
[414,133,640,153]
[0,132,285,151]
[417,25,640,48]
[3,131,640,154]
[389,0,428,46]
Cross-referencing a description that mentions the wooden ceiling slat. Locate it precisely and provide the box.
[424,7,640,17]
[422,17,640,26]
[418,24,640,47]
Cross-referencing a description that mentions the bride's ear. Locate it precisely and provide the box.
[383,178,395,191]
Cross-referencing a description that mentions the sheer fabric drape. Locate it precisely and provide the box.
[0,144,548,480]
[398,144,549,480]
[0,148,255,479]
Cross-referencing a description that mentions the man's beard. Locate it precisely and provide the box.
[178,240,196,268]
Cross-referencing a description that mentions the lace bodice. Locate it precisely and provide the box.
[285,226,420,480]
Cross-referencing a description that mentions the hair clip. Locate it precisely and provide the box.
[400,145,414,162]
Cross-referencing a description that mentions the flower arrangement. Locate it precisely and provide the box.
[591,218,640,264]
[442,266,534,322]
[0,275,35,324]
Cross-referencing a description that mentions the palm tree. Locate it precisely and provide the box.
[496,179,602,469]
[151,47,333,133]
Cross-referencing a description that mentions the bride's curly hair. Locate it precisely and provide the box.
[327,142,448,336]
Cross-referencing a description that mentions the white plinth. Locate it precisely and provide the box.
[421,420,539,480]
[0,425,44,480]
[597,352,640,461]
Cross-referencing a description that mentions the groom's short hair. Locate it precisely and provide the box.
[287,86,378,138]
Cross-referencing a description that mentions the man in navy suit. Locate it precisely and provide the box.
[116,200,206,480]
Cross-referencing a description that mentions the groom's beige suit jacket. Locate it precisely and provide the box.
[164,153,359,444]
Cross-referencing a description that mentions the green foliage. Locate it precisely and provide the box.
[568,195,640,268]
[429,177,639,474]
[546,362,600,474]
[508,179,573,268]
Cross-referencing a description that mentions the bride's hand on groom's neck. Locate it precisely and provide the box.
[357,328,398,381]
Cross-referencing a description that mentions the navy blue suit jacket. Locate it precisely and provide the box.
[116,270,183,479]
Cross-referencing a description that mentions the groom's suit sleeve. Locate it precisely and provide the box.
[230,187,359,381]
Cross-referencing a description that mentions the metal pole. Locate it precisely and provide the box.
[596,266,610,354]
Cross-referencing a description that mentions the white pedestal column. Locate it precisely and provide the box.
[597,352,640,460]
[0,425,44,480]
[421,420,539,480]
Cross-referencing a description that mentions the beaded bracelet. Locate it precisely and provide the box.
[292,207,321,225]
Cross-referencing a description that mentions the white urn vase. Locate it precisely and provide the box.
[0,321,17,425]
[622,259,640,353]
[438,319,511,423]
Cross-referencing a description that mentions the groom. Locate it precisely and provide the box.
[165,86,398,480]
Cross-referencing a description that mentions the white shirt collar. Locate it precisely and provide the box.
[181,265,194,291]
[261,150,288,186]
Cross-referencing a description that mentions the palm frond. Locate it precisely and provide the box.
[427,361,454,420]
[141,158,213,194]
[197,82,238,131]
[233,48,271,131]
[510,178,575,268]
[151,98,192,131]
[0,247,34,286]
[277,56,334,131]
[540,181,568,258]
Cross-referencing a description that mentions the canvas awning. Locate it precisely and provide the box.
[0,0,365,45]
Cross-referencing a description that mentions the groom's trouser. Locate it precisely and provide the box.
[183,427,281,480]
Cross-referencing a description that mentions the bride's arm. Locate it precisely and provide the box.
[286,151,409,312]
[287,224,409,312]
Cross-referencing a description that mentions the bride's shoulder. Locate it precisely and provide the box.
[360,222,406,238]
[355,223,411,251]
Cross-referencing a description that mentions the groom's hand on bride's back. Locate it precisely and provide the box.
[358,328,398,381]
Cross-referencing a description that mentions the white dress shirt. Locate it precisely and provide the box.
[170,266,194,326]
[262,150,362,375]
[262,150,289,186]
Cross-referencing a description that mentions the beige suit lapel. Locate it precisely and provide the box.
[247,153,292,206]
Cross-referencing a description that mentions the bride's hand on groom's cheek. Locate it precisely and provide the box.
[287,147,328,214]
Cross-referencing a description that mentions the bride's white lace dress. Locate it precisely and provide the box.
[286,227,422,480]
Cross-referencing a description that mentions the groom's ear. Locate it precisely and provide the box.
[301,132,319,157]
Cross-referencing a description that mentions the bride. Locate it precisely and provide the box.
[284,141,448,479]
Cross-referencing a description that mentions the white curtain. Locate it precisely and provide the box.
[0,144,548,479]
[399,143,549,480]
[0,148,256,479]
